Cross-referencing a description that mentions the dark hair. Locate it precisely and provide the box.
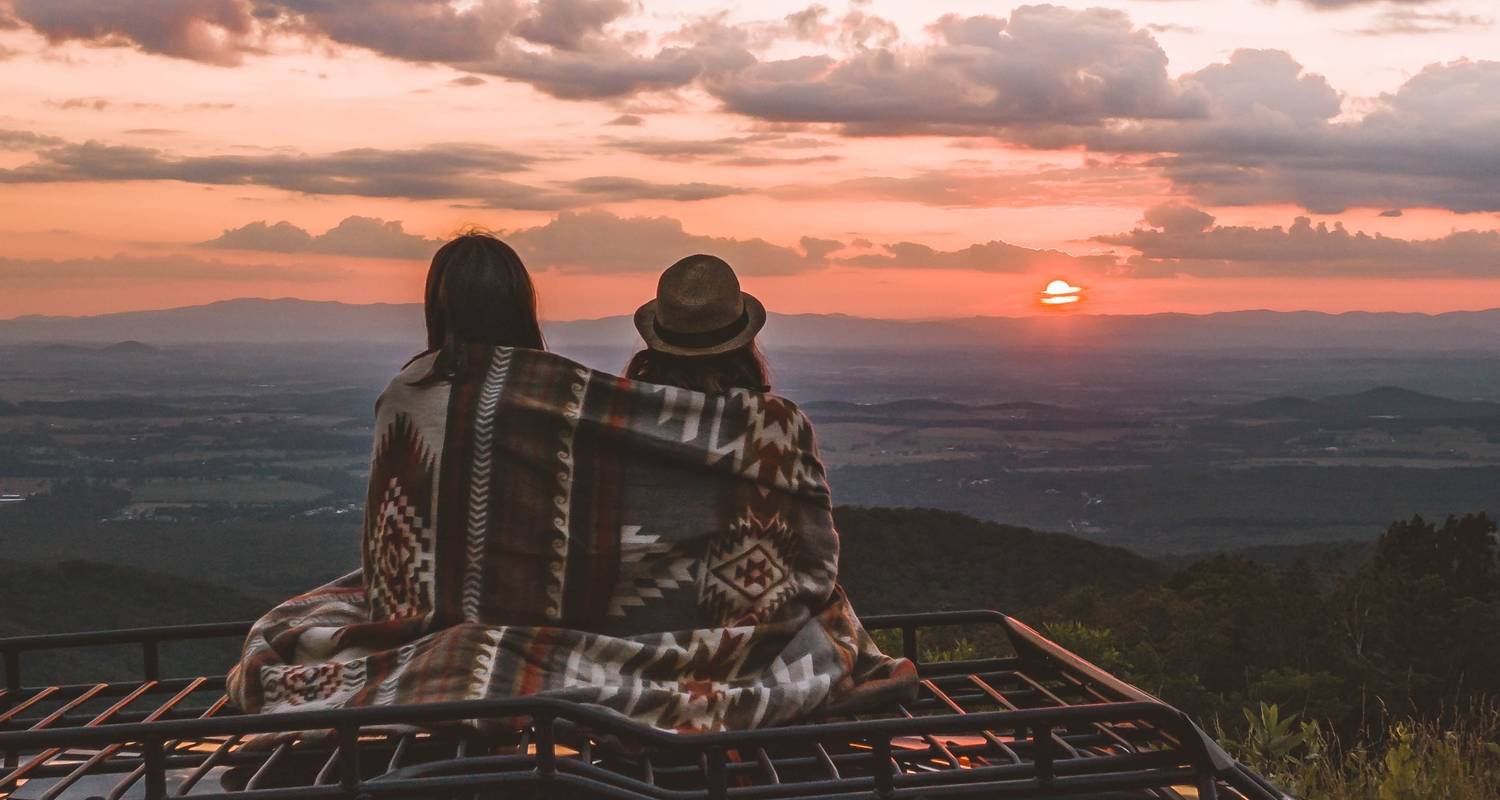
[625,342,771,394]
[409,231,545,384]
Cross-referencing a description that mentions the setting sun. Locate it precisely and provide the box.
[1040,279,1083,307]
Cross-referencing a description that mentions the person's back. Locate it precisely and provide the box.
[227,246,914,733]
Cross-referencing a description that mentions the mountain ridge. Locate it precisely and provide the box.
[5,297,1500,351]
[1227,386,1500,421]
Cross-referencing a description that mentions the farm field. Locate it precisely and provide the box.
[3,342,1500,556]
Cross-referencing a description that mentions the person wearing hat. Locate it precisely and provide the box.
[627,254,772,394]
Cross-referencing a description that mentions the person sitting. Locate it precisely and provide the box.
[624,254,772,395]
[227,241,914,733]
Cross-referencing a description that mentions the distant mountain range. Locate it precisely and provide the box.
[3,297,1500,352]
[805,386,1500,424]
[30,340,163,357]
[1226,386,1500,422]
[801,398,1105,423]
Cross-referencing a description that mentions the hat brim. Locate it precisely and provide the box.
[634,292,767,357]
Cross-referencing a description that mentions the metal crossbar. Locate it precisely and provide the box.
[0,610,1290,800]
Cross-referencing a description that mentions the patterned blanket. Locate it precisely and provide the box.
[227,346,915,732]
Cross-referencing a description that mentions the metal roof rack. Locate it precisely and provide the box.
[1,610,1289,799]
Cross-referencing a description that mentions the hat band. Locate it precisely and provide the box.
[653,309,751,350]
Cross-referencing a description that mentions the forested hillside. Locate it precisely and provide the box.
[835,506,1166,615]
[0,561,268,685]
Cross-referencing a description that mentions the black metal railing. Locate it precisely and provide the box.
[2,621,251,695]
[0,611,1291,800]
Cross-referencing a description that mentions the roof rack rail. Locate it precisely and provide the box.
[1,610,1290,799]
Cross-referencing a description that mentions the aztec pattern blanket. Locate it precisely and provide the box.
[227,346,916,733]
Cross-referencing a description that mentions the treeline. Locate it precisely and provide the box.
[1038,513,1500,740]
[840,507,1500,797]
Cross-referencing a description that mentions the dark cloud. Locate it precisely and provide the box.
[1355,10,1492,36]
[716,154,840,167]
[603,133,810,161]
[607,114,644,126]
[498,209,1115,276]
[268,0,518,62]
[444,8,758,100]
[10,0,259,65]
[1142,202,1215,234]
[449,75,486,87]
[201,216,443,259]
[1053,48,1339,153]
[709,6,1203,135]
[202,220,313,252]
[0,130,742,210]
[609,135,765,160]
[513,0,629,51]
[501,209,1112,276]
[5,0,747,101]
[1096,207,1500,277]
[506,210,830,275]
[563,176,743,202]
[0,129,63,150]
[0,137,573,208]
[465,47,702,100]
[840,239,1113,273]
[1378,209,1404,218]
[773,163,1156,207]
[8,2,1495,217]
[606,132,833,163]
[466,32,752,100]
[1067,52,1500,213]
[0,253,345,285]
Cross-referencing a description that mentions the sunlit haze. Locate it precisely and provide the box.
[1,0,1498,320]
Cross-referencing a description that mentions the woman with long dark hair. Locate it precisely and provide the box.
[409,230,545,383]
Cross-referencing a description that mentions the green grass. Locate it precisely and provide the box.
[1225,703,1500,800]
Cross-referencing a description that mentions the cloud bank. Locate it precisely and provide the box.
[5,2,1500,216]
[1099,203,1500,277]
[202,216,443,259]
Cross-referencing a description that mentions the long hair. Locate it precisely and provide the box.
[625,342,771,394]
[409,231,545,384]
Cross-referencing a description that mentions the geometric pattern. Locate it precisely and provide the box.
[463,347,513,622]
[706,390,822,493]
[699,510,801,626]
[545,366,590,622]
[368,477,432,610]
[608,525,700,617]
[262,658,368,709]
[364,413,436,620]
[229,345,917,734]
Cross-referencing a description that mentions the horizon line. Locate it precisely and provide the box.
[6,296,1500,325]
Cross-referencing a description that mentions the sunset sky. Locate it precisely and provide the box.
[1,0,1497,320]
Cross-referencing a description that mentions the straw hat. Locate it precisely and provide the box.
[634,255,766,356]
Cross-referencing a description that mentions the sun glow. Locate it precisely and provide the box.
[1039,279,1083,306]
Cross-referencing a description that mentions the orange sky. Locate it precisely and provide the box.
[1,0,1498,320]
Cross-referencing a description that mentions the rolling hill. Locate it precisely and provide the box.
[0,560,270,684]
[1228,386,1500,422]
[835,507,1168,616]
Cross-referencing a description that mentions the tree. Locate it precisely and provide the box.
[1338,514,1500,719]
